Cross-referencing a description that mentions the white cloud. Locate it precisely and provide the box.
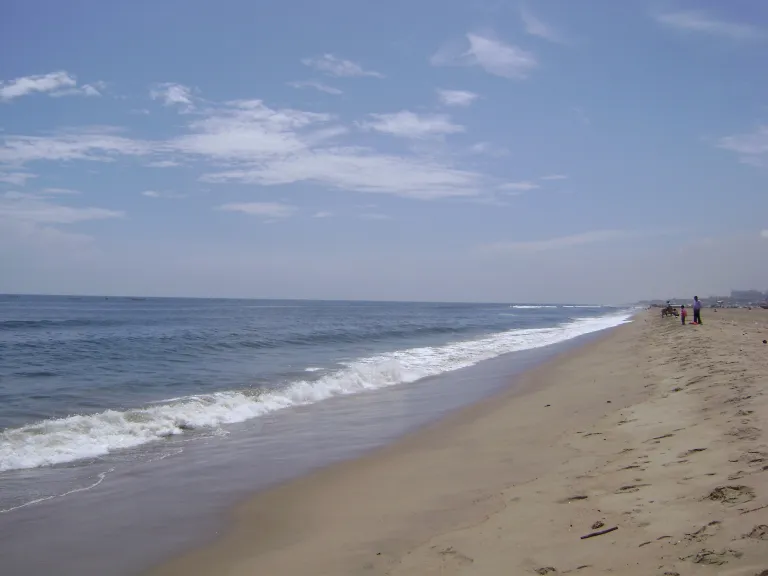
[540,174,568,180]
[468,142,509,157]
[480,230,630,254]
[0,127,151,165]
[301,54,384,78]
[718,125,768,165]
[168,99,334,161]
[0,171,36,185]
[141,190,185,199]
[1,95,487,201]
[360,111,464,139]
[655,11,763,40]
[147,160,182,168]
[499,181,540,191]
[431,33,537,79]
[0,71,77,101]
[150,83,195,110]
[218,202,296,218]
[0,194,123,224]
[437,89,479,107]
[521,6,565,44]
[171,100,483,199]
[761,229,768,239]
[51,81,106,98]
[288,80,343,95]
[205,149,482,200]
[312,211,333,218]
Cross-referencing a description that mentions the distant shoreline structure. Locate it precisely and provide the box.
[637,289,768,309]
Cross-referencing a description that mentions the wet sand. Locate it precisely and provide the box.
[150,309,768,576]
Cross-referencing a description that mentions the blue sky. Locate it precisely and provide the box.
[1,0,766,303]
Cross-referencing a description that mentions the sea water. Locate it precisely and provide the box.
[0,295,632,575]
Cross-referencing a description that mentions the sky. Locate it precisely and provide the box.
[0,0,766,304]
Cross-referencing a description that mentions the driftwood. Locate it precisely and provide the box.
[580,526,618,540]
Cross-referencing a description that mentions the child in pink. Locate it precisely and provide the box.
[680,305,687,325]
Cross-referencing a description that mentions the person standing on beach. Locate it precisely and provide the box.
[693,296,702,325]
[680,304,687,325]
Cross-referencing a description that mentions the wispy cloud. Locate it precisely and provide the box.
[540,174,568,180]
[499,181,539,192]
[0,71,77,101]
[0,194,123,224]
[761,229,768,239]
[150,83,195,110]
[717,125,768,165]
[218,202,296,218]
[51,81,106,98]
[521,6,565,44]
[141,190,186,199]
[2,96,488,201]
[437,89,479,107]
[360,111,464,139]
[431,32,537,79]
[468,142,509,157]
[146,160,182,168]
[301,54,384,78]
[0,127,151,165]
[312,211,333,218]
[655,11,764,41]
[288,80,343,95]
[0,171,36,185]
[480,230,630,254]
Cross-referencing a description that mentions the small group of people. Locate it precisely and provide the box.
[680,296,703,325]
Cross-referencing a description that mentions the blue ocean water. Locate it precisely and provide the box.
[0,295,637,576]
[0,295,629,475]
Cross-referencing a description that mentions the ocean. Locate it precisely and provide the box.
[0,295,633,575]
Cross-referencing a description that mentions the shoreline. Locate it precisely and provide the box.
[149,308,768,575]
[147,315,640,575]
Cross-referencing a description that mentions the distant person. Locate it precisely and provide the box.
[693,296,702,325]
[680,304,687,325]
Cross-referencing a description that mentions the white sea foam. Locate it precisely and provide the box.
[0,312,632,472]
[511,305,558,309]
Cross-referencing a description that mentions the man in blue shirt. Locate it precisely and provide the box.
[693,296,703,325]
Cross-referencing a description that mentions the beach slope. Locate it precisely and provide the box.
[150,309,768,575]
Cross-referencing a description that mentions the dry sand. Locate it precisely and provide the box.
[150,309,768,576]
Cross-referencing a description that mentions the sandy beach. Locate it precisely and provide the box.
[150,308,768,576]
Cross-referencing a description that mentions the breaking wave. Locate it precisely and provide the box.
[0,311,632,472]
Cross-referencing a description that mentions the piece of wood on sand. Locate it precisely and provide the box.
[580,526,618,540]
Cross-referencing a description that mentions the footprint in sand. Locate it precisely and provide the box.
[436,546,473,566]
[678,448,707,458]
[684,549,743,566]
[558,495,589,504]
[745,525,768,540]
[727,427,762,441]
[705,485,756,505]
[684,520,721,542]
[615,484,650,494]
[644,433,675,444]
